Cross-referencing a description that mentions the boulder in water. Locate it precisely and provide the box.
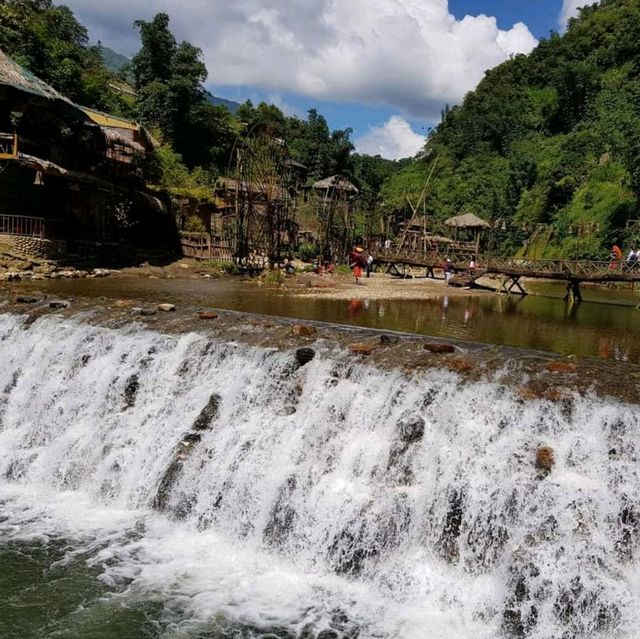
[380,334,400,345]
[193,393,221,431]
[49,300,69,309]
[16,296,38,304]
[295,347,315,366]
[424,342,455,354]
[398,415,425,444]
[140,308,157,316]
[536,445,555,472]
[112,299,133,308]
[157,303,176,312]
[546,361,577,373]
[123,374,140,409]
[349,342,377,356]
[291,324,317,337]
[197,310,218,320]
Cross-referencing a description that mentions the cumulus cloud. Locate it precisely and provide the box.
[62,0,537,119]
[559,0,600,28]
[355,116,425,160]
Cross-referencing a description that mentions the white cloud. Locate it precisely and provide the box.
[355,116,425,160]
[559,0,600,28]
[62,0,537,119]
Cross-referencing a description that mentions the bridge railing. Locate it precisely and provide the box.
[374,249,640,279]
[482,257,631,277]
[0,214,46,238]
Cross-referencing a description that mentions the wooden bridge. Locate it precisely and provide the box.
[375,249,640,301]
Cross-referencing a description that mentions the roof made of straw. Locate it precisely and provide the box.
[0,48,67,101]
[312,175,359,194]
[444,213,491,229]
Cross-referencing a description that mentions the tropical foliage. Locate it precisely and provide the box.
[387,0,640,258]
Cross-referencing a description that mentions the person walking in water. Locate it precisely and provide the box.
[349,246,367,285]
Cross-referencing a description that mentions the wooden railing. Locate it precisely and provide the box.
[179,232,233,262]
[376,248,640,282]
[0,133,17,160]
[481,257,639,279]
[0,215,45,238]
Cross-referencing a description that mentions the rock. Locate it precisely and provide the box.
[192,393,221,431]
[16,296,38,304]
[157,303,176,312]
[446,358,474,373]
[536,446,555,472]
[93,268,110,277]
[317,631,339,639]
[141,308,157,316]
[546,361,577,373]
[380,334,400,345]
[182,432,202,445]
[291,324,317,337]
[197,310,218,320]
[113,299,133,308]
[49,300,69,309]
[123,374,140,409]
[349,342,377,355]
[130,307,144,315]
[398,415,425,444]
[424,342,455,354]
[295,347,316,366]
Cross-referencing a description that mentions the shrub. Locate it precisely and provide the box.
[297,242,320,262]
[184,215,207,233]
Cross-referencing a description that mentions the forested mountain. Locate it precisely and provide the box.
[386,0,640,258]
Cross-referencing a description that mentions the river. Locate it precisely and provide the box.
[1,280,640,638]
[7,276,640,361]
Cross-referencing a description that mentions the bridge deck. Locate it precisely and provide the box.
[376,251,640,284]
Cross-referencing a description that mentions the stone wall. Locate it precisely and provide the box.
[0,234,67,260]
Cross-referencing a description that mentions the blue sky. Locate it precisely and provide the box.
[63,0,589,158]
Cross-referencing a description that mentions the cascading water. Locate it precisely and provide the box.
[1,312,639,638]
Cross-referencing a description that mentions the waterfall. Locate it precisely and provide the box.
[1,312,639,638]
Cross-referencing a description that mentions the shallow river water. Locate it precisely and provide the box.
[9,275,640,362]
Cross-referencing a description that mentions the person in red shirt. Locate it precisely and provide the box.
[349,246,367,285]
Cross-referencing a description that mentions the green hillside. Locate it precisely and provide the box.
[384,0,640,258]
[98,44,130,74]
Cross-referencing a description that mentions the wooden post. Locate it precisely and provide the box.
[563,279,582,303]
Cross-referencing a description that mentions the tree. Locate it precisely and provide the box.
[131,13,233,170]
[0,1,131,114]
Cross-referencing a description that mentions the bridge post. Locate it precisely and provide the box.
[563,279,582,303]
[498,276,527,296]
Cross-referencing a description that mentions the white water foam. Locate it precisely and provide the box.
[1,313,640,638]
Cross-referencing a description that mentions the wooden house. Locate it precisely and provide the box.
[0,48,175,262]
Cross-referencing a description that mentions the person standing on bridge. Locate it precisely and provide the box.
[626,249,638,271]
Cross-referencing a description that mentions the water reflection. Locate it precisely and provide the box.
[8,276,640,362]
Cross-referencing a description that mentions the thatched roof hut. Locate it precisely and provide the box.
[445,213,491,257]
[312,175,359,194]
[444,213,491,229]
[0,48,66,101]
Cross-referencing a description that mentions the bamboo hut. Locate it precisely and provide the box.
[444,213,491,258]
